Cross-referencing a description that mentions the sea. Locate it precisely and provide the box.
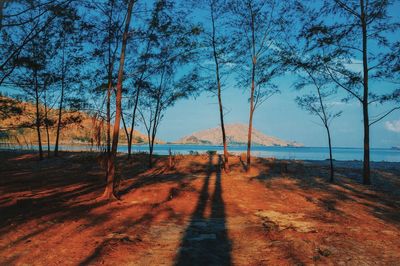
[1,143,399,162]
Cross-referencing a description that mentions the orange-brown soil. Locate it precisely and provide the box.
[0,151,399,265]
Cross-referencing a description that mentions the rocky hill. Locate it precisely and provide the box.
[0,96,161,145]
[176,123,302,147]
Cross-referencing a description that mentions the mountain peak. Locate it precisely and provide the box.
[176,124,302,147]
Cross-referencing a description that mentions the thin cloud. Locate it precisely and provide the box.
[385,120,400,133]
[344,58,363,73]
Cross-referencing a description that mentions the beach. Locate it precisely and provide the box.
[0,150,399,265]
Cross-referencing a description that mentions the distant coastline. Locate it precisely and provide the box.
[1,143,399,162]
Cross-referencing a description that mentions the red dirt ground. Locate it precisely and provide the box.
[0,151,399,265]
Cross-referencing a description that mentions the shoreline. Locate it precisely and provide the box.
[1,149,399,167]
[1,142,399,150]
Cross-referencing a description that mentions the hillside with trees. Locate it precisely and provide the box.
[0,95,158,148]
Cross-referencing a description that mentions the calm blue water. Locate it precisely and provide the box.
[2,143,399,162]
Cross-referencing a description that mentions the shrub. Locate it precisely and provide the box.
[189,150,199,156]
[206,150,217,156]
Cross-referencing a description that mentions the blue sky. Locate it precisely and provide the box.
[2,0,399,149]
[142,74,399,148]
[133,1,400,148]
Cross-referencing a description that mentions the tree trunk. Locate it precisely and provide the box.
[34,69,43,160]
[246,102,254,171]
[106,0,115,154]
[121,111,132,159]
[148,93,161,168]
[128,87,140,158]
[326,125,334,182]
[312,73,334,183]
[210,3,229,171]
[246,60,256,171]
[218,83,229,170]
[102,0,136,200]
[106,75,112,154]
[168,147,173,168]
[127,33,153,158]
[43,82,50,158]
[54,35,66,157]
[246,12,256,172]
[149,145,153,168]
[362,102,370,184]
[360,0,370,185]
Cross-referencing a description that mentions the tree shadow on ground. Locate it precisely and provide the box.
[174,154,232,266]
[0,151,203,264]
[251,158,400,225]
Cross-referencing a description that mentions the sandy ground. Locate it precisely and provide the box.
[0,151,399,265]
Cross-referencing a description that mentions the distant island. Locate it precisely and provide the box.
[175,123,303,147]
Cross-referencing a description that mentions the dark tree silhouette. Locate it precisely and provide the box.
[54,4,85,156]
[278,8,342,182]
[134,0,201,168]
[188,0,231,170]
[299,0,400,184]
[229,0,282,171]
[0,0,74,87]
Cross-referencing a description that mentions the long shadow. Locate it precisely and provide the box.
[175,155,232,266]
[253,159,400,225]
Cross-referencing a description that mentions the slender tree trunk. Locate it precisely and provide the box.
[311,73,334,183]
[218,83,229,170]
[43,82,50,157]
[128,87,140,158]
[360,0,370,185]
[148,93,161,168]
[362,102,370,184]
[121,111,132,158]
[146,126,152,168]
[54,35,66,157]
[246,61,256,171]
[168,147,172,168]
[102,0,135,200]
[34,69,43,160]
[106,75,112,154]
[325,125,334,182]
[127,34,153,158]
[106,0,115,155]
[210,3,229,171]
[45,121,50,156]
[246,99,254,171]
[246,12,256,171]
[149,144,153,168]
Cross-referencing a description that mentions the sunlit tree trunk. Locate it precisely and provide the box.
[105,0,115,154]
[54,35,66,157]
[34,68,43,160]
[127,88,140,158]
[106,72,112,154]
[43,80,51,157]
[102,0,136,200]
[246,11,256,171]
[210,1,229,171]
